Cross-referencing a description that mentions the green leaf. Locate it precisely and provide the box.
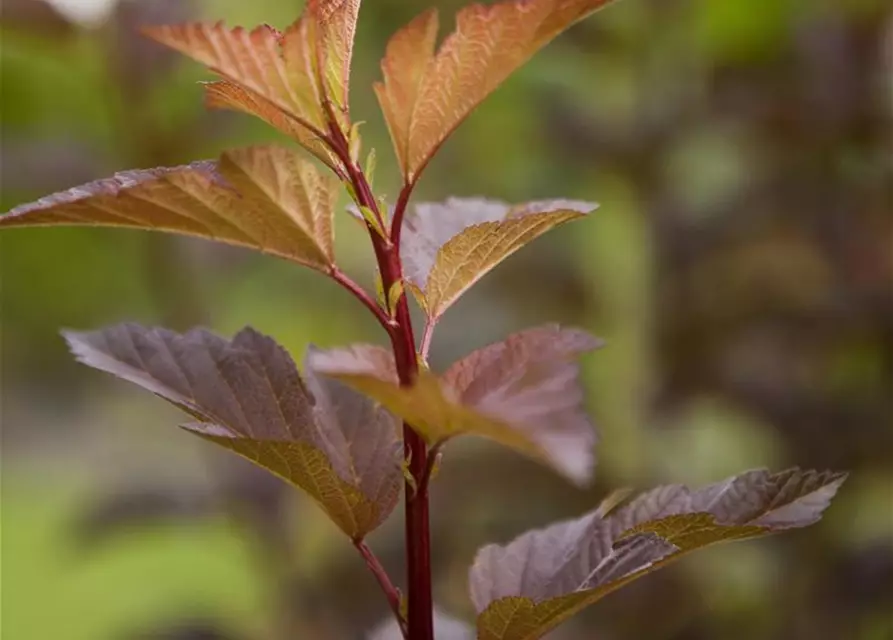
[364,148,378,188]
[364,206,388,238]
[471,468,847,640]
[63,324,403,540]
[386,280,405,317]
[374,270,387,310]
[349,120,365,164]
[401,454,418,498]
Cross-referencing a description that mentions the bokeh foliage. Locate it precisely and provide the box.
[1,0,890,639]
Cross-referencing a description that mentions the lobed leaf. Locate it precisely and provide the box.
[400,197,596,320]
[145,0,362,165]
[62,324,402,539]
[309,324,601,485]
[470,467,847,640]
[375,0,616,183]
[0,145,338,273]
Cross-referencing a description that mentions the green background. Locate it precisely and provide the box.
[1,0,891,638]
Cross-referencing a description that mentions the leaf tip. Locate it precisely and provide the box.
[59,327,86,357]
[561,444,596,487]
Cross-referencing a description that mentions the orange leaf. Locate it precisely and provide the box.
[203,80,337,169]
[145,22,323,125]
[375,0,615,183]
[0,145,339,272]
[373,8,439,180]
[145,1,362,162]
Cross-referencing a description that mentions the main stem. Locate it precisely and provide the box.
[390,277,433,640]
[331,123,433,639]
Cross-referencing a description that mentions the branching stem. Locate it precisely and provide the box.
[329,267,395,335]
[390,182,415,247]
[325,117,435,640]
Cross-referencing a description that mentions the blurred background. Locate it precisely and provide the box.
[1,0,891,638]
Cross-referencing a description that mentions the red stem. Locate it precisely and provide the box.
[326,120,434,640]
[330,266,395,335]
[390,182,414,248]
[355,539,407,638]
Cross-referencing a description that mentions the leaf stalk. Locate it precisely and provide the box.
[354,539,408,638]
[390,182,415,248]
[329,266,395,334]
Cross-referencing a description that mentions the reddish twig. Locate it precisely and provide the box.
[390,182,415,248]
[354,539,407,638]
[329,267,395,335]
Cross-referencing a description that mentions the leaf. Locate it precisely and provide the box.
[400,197,595,319]
[355,205,387,238]
[593,487,634,518]
[470,467,847,640]
[143,22,328,166]
[373,8,439,180]
[145,0,361,164]
[386,280,405,316]
[203,80,337,169]
[62,324,402,539]
[309,324,601,484]
[0,145,338,273]
[367,607,474,640]
[375,0,617,182]
[308,0,361,119]
[348,121,364,163]
[364,148,378,187]
[611,467,849,540]
[473,529,676,640]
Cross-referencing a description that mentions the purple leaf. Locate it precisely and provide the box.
[63,323,402,539]
[471,467,846,639]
